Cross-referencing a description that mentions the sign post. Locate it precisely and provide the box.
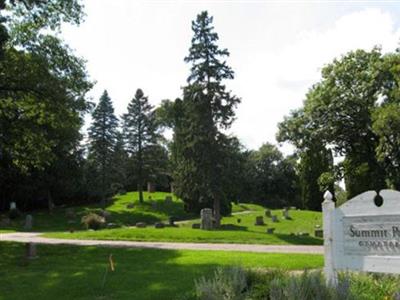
[323,189,400,285]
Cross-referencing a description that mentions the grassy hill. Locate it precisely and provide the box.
[1,191,323,245]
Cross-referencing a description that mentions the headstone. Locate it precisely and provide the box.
[265,209,271,217]
[282,208,290,220]
[126,203,135,209]
[165,196,173,205]
[10,202,16,210]
[136,222,147,228]
[192,223,200,229]
[271,215,278,223]
[65,208,75,220]
[147,182,155,193]
[290,206,297,210]
[315,229,323,238]
[107,223,118,229]
[267,228,275,234]
[100,210,111,220]
[200,208,213,230]
[255,216,264,226]
[24,215,33,231]
[25,243,37,259]
[154,222,165,229]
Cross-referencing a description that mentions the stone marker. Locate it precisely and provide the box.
[136,222,147,228]
[200,208,213,230]
[192,223,200,229]
[147,182,155,193]
[65,208,75,219]
[290,206,296,210]
[24,215,33,231]
[265,209,271,217]
[282,208,290,220]
[26,243,37,259]
[165,196,173,205]
[315,229,323,238]
[267,228,275,234]
[10,202,16,210]
[255,216,264,226]
[107,223,118,229]
[154,222,165,229]
[271,215,278,222]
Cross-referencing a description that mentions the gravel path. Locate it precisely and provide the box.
[0,232,323,254]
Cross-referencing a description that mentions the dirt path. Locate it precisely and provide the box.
[0,232,323,254]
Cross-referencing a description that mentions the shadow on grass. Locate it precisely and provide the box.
[0,242,216,300]
[275,233,323,245]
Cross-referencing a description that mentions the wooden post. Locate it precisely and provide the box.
[322,190,337,286]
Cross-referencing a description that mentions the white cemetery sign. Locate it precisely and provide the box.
[323,189,400,285]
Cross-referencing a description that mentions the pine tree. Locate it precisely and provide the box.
[122,89,159,203]
[175,11,240,226]
[88,90,119,207]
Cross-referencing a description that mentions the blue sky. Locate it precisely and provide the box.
[61,1,400,153]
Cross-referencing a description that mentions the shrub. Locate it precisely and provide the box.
[9,208,20,220]
[195,267,248,300]
[81,213,105,230]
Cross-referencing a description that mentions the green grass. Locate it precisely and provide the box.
[47,205,322,245]
[0,192,192,232]
[0,242,323,300]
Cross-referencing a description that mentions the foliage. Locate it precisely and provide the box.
[122,89,161,203]
[87,90,119,206]
[81,212,105,230]
[195,267,248,300]
[174,11,240,225]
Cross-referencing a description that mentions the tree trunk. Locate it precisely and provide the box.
[138,182,144,203]
[47,190,54,214]
[213,197,221,228]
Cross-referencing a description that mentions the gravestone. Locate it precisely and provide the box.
[271,215,278,222]
[154,222,165,229]
[25,243,37,259]
[255,216,264,226]
[10,202,16,210]
[192,223,200,229]
[267,228,275,234]
[315,229,323,238]
[265,209,271,217]
[100,210,111,220]
[65,208,75,220]
[282,208,290,220]
[147,182,155,193]
[136,222,147,228]
[165,196,173,205]
[24,215,33,231]
[200,208,213,230]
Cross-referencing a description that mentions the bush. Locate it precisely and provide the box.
[9,208,20,220]
[191,268,400,300]
[81,213,105,230]
[195,267,248,300]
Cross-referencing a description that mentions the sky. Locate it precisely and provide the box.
[61,0,400,154]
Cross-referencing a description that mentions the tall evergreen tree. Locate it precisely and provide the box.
[88,90,118,207]
[122,88,159,203]
[175,11,240,226]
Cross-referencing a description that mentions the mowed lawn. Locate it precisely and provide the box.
[0,242,323,300]
[0,192,192,232]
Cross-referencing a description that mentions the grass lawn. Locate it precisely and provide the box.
[0,242,323,300]
[0,192,192,232]
[47,202,322,245]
